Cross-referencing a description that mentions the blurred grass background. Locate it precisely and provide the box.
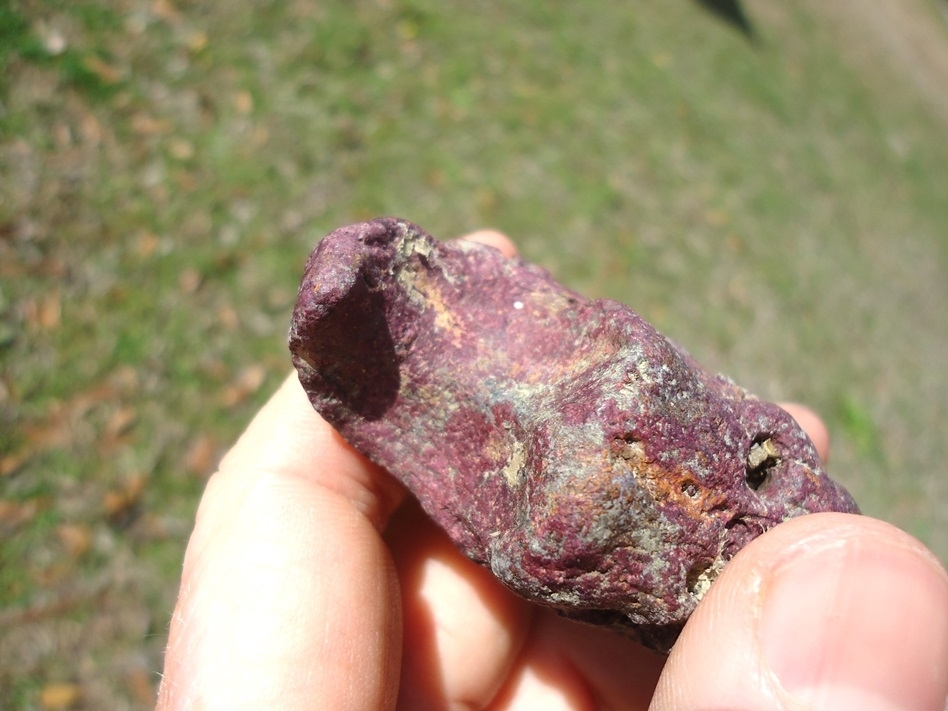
[2,0,947,707]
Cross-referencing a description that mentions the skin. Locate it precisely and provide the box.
[157,232,948,711]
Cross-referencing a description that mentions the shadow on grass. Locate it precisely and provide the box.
[692,0,756,41]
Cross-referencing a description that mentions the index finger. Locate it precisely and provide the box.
[158,373,404,710]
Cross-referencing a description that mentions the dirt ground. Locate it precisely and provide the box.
[800,0,948,121]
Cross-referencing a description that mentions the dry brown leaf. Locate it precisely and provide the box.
[217,305,240,330]
[184,433,218,476]
[25,292,62,331]
[102,490,130,520]
[124,666,156,704]
[175,170,199,191]
[38,256,69,278]
[39,682,82,709]
[105,406,137,439]
[198,357,229,380]
[111,365,140,393]
[151,0,182,24]
[80,110,103,144]
[39,291,62,330]
[55,523,92,558]
[20,418,71,453]
[82,55,122,84]
[187,30,209,53]
[53,123,72,147]
[233,90,254,115]
[133,511,173,540]
[178,266,202,294]
[131,114,172,136]
[103,474,147,525]
[168,137,195,160]
[0,450,31,477]
[252,124,270,146]
[221,364,267,406]
[136,231,160,257]
[32,559,75,587]
[19,380,122,456]
[0,499,39,531]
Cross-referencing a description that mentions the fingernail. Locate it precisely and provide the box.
[760,538,948,711]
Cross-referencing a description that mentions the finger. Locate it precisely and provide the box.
[489,612,662,711]
[454,229,518,259]
[386,499,533,710]
[158,374,404,711]
[650,513,948,711]
[778,402,830,462]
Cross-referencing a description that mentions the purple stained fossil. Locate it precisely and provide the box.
[289,217,859,653]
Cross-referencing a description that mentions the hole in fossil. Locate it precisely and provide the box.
[686,559,720,600]
[745,435,779,491]
[680,480,700,498]
[614,433,646,462]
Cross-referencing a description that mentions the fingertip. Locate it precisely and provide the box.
[779,402,831,462]
[456,229,518,258]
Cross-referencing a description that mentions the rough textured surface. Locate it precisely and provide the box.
[289,217,859,653]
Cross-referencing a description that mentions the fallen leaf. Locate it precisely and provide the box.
[82,55,122,84]
[80,109,103,144]
[152,0,182,24]
[233,90,253,115]
[105,406,137,439]
[133,511,174,540]
[253,125,269,145]
[39,291,62,329]
[39,682,82,710]
[56,523,92,558]
[217,305,239,330]
[0,450,31,477]
[184,433,218,476]
[221,364,267,407]
[168,137,194,160]
[136,231,161,257]
[187,30,209,53]
[103,474,147,527]
[37,256,69,278]
[32,559,74,587]
[18,380,121,456]
[178,266,202,294]
[53,123,72,148]
[24,292,62,331]
[124,666,156,705]
[111,365,140,393]
[131,114,172,136]
[0,499,39,532]
[198,357,229,380]
[176,170,199,191]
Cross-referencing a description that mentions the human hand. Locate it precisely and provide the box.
[157,233,948,711]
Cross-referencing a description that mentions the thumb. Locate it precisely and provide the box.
[650,513,948,711]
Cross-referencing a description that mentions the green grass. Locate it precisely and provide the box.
[2,0,947,707]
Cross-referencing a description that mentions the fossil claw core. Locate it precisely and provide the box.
[289,217,859,653]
